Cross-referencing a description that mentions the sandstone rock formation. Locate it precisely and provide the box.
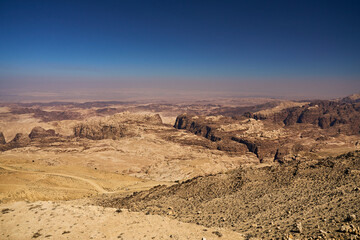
[74,122,129,140]
[29,126,57,139]
[0,133,31,151]
[260,100,360,135]
[74,113,163,140]
[174,114,276,161]
[0,132,5,145]
[10,133,31,145]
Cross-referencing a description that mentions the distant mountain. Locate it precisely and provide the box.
[341,93,360,103]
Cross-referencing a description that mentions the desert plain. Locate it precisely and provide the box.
[0,95,359,239]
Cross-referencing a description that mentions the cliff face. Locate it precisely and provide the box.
[174,114,277,161]
[74,113,163,140]
[174,101,360,163]
[74,123,128,140]
[269,101,360,135]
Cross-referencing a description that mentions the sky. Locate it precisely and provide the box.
[0,0,360,101]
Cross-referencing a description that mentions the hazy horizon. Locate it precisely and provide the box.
[1,0,359,102]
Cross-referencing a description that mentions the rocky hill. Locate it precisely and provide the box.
[341,93,360,103]
[101,151,360,239]
[73,112,162,140]
[255,100,360,135]
[174,114,311,162]
[174,100,360,163]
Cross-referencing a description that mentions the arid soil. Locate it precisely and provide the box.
[0,201,243,239]
[0,95,359,239]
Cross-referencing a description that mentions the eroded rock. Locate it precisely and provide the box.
[29,127,57,139]
[0,132,5,145]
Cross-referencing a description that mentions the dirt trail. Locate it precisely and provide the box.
[0,164,110,194]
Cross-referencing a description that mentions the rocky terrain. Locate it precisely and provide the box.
[0,95,359,239]
[101,151,360,239]
[174,99,360,163]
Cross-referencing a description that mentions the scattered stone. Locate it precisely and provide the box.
[1,208,14,214]
[340,224,351,233]
[115,209,122,213]
[212,231,223,237]
[345,214,356,222]
[284,234,294,240]
[32,232,41,239]
[292,222,303,233]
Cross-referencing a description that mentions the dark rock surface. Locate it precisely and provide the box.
[0,132,5,145]
[174,114,280,161]
[29,127,57,139]
[0,133,31,151]
[74,123,128,140]
[263,100,360,135]
[10,133,31,145]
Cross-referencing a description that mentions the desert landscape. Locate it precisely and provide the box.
[0,94,359,239]
[2,1,360,239]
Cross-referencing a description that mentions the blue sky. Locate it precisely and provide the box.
[0,0,359,99]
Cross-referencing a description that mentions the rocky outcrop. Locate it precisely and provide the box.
[174,114,274,160]
[0,132,5,145]
[10,133,31,145]
[174,114,222,141]
[231,137,279,162]
[74,113,162,140]
[0,133,31,151]
[74,123,128,140]
[341,93,360,103]
[29,127,57,139]
[258,101,360,135]
[10,108,83,122]
[216,139,248,153]
[0,127,60,151]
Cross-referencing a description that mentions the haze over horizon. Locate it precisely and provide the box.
[1,0,360,101]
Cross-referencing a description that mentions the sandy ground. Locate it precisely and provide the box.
[0,201,244,240]
[0,161,169,203]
